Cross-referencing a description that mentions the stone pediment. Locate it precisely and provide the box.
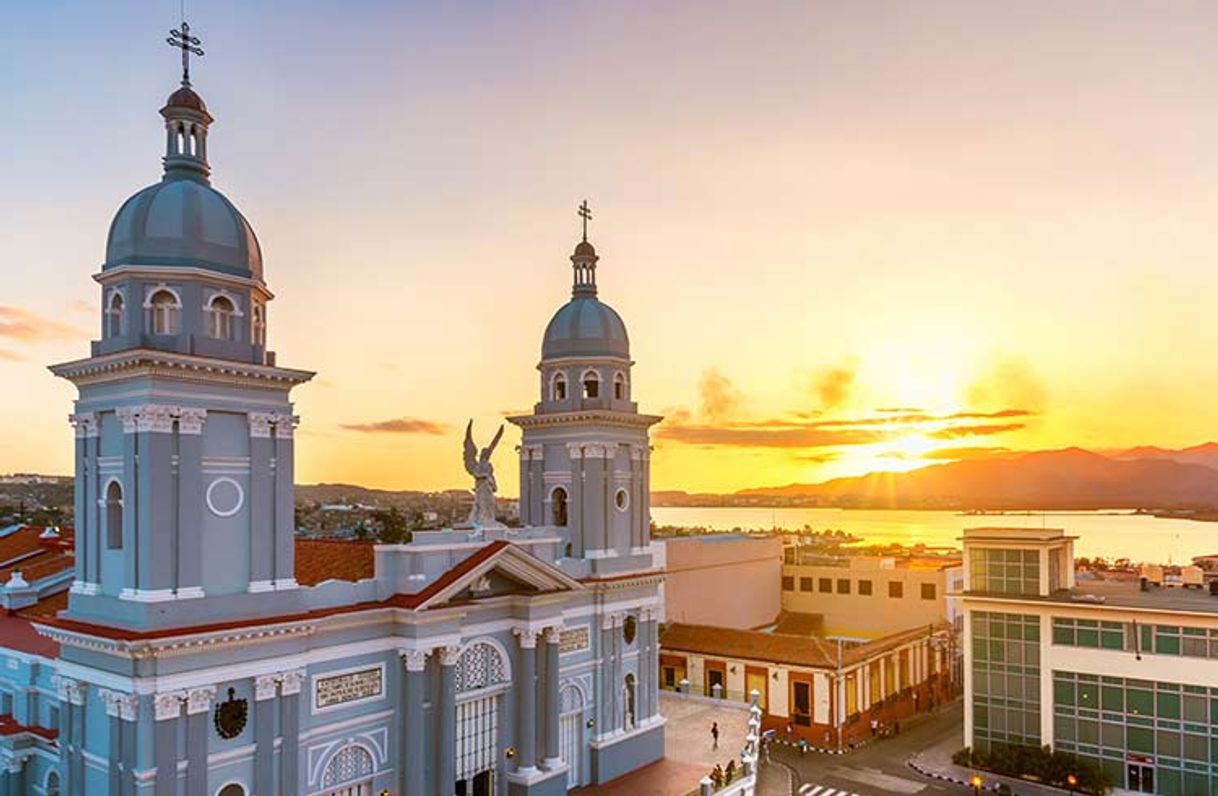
[414,543,582,610]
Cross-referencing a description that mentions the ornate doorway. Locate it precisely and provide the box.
[559,683,585,788]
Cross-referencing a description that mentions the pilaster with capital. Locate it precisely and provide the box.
[436,645,460,796]
[279,670,305,796]
[254,675,278,795]
[154,691,185,794]
[400,651,427,796]
[185,686,216,796]
[515,629,540,772]
[542,625,563,767]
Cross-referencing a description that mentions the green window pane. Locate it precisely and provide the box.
[1055,716,1076,742]
[1141,625,1154,652]
[1158,767,1181,796]
[1100,629,1124,650]
[1161,691,1183,720]
[1182,771,1207,796]
[1128,689,1154,716]
[1078,719,1099,745]
[1185,734,1209,762]
[1159,629,1183,655]
[974,703,988,728]
[1101,722,1123,749]
[1128,725,1154,753]
[1101,686,1123,712]
[1160,730,1183,757]
[1055,679,1075,707]
[1077,627,1099,647]
[1078,682,1099,709]
[1184,695,1208,723]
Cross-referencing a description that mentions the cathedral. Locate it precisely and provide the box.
[0,26,665,796]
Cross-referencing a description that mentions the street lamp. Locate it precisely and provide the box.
[970,774,983,795]
[1066,773,1078,794]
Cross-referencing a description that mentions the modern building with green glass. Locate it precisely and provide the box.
[961,527,1218,795]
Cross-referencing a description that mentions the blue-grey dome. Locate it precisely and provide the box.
[104,178,263,279]
[542,297,629,360]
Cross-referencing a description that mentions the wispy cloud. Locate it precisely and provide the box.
[341,417,450,435]
[0,305,86,344]
[654,422,881,449]
[928,422,1025,440]
[0,349,23,362]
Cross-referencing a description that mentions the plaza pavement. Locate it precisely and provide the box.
[576,692,790,796]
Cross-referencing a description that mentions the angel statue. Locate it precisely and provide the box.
[463,420,505,528]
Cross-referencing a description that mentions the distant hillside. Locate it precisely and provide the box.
[1113,442,1218,471]
[736,447,1218,509]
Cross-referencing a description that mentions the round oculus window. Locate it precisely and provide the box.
[206,477,245,518]
[615,489,629,511]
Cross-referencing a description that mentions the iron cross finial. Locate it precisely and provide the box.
[578,200,592,242]
[167,21,205,87]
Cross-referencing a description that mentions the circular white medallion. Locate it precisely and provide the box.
[206,477,245,518]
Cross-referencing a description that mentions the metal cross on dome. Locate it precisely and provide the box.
[166,21,204,86]
[578,200,592,242]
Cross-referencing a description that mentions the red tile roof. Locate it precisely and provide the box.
[0,713,57,740]
[660,622,947,670]
[294,538,375,586]
[0,612,60,658]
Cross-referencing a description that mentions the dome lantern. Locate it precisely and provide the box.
[161,21,212,182]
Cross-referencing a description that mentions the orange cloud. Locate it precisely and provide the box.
[341,417,450,435]
[0,306,85,344]
[698,368,742,421]
[811,362,857,410]
[929,423,1025,440]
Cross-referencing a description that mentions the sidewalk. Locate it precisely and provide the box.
[908,728,1076,796]
[575,694,754,796]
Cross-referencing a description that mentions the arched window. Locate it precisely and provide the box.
[582,370,600,399]
[251,304,265,347]
[208,295,236,340]
[321,745,375,793]
[217,785,245,796]
[613,372,626,400]
[45,772,60,796]
[149,290,180,335]
[552,372,567,401]
[106,292,124,338]
[105,481,123,550]
[551,487,568,527]
[454,641,510,693]
[624,673,636,730]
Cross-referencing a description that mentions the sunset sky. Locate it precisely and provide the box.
[4,2,1218,494]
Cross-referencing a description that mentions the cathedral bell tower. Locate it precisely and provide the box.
[509,206,661,574]
[49,27,314,631]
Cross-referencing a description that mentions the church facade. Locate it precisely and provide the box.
[0,37,664,796]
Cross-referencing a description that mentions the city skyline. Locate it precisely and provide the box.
[5,2,1218,493]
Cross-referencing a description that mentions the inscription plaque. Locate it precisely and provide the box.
[315,666,384,710]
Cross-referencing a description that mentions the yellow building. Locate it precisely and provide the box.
[780,551,961,639]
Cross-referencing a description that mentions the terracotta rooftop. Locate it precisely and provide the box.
[660,622,947,670]
[294,538,375,586]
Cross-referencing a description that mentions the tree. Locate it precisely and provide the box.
[372,507,411,544]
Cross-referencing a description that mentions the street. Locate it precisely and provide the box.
[768,702,967,796]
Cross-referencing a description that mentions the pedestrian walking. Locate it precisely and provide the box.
[711,721,719,749]
[870,717,878,737]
